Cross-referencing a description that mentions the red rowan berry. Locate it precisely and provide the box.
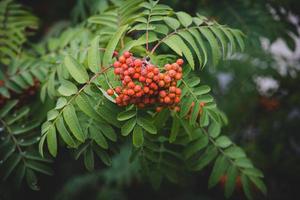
[133,73,140,79]
[169,93,176,99]
[175,73,182,80]
[113,61,121,68]
[174,96,180,103]
[146,78,152,84]
[174,106,180,112]
[124,75,131,83]
[158,80,165,87]
[139,76,146,82]
[115,86,121,94]
[143,86,150,93]
[156,106,163,112]
[127,89,135,96]
[134,59,142,67]
[164,75,171,83]
[176,59,184,65]
[107,89,114,96]
[159,90,167,98]
[168,70,176,77]
[128,67,135,74]
[164,96,171,104]
[169,86,176,93]
[175,88,181,95]
[147,72,154,79]
[119,55,126,63]
[134,85,142,92]
[200,102,206,107]
[165,64,172,71]
[121,64,128,70]
[128,82,135,89]
[123,51,131,58]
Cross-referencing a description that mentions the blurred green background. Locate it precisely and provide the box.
[1,0,300,199]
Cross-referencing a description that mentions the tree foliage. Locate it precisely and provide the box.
[0,0,266,199]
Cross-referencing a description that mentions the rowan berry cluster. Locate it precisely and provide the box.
[107,51,184,111]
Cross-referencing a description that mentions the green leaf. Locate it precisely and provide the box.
[225,165,238,198]
[241,174,253,200]
[162,35,182,56]
[46,124,57,157]
[39,135,47,157]
[84,146,94,171]
[133,126,144,147]
[88,36,101,73]
[191,145,218,171]
[176,12,192,27]
[121,118,136,136]
[64,55,89,84]
[249,176,267,195]
[93,147,111,166]
[235,158,253,168]
[0,100,18,118]
[169,115,180,143]
[137,117,157,134]
[99,123,117,142]
[243,168,264,178]
[208,122,221,138]
[75,94,102,121]
[199,27,221,66]
[26,160,54,176]
[26,169,39,191]
[102,25,128,67]
[224,146,246,159]
[47,110,59,121]
[216,136,232,148]
[183,134,208,159]
[63,104,85,142]
[208,155,229,188]
[2,153,21,181]
[56,116,77,148]
[90,128,108,149]
[58,79,78,96]
[163,35,194,69]
[164,17,180,30]
[117,109,136,121]
[55,97,67,109]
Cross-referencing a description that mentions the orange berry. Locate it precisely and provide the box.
[175,73,182,80]
[147,72,154,78]
[128,82,135,88]
[119,55,126,63]
[164,96,171,104]
[168,70,176,77]
[159,90,167,97]
[158,80,165,87]
[143,86,150,93]
[127,89,135,96]
[107,89,114,96]
[123,51,131,58]
[174,106,180,112]
[169,86,176,93]
[134,59,142,67]
[169,93,176,99]
[156,106,163,112]
[175,88,181,95]
[200,102,206,107]
[113,61,121,68]
[174,96,180,103]
[164,75,171,83]
[176,59,184,65]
